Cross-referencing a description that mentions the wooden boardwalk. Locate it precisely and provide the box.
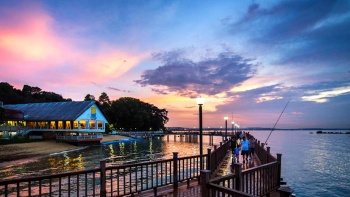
[135,150,261,196]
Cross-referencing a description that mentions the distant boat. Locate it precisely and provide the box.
[316,131,323,134]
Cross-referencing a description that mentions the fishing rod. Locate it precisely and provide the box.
[264,98,291,145]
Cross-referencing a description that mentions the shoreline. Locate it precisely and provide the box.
[0,135,130,167]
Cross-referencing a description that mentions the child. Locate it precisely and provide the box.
[233,145,241,163]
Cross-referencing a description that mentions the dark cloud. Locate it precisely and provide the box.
[298,80,350,91]
[107,87,131,93]
[242,80,349,103]
[135,51,258,97]
[231,0,350,67]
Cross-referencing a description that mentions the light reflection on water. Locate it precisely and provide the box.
[0,135,219,181]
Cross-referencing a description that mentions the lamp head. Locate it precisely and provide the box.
[196,96,205,105]
[224,117,228,120]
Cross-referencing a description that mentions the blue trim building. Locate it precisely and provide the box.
[0,101,108,144]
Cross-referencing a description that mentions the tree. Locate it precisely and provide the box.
[0,82,23,104]
[22,85,42,95]
[0,107,5,125]
[106,97,168,131]
[98,92,110,105]
[84,94,95,101]
[0,82,71,104]
[98,92,111,116]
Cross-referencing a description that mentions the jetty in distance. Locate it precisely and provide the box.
[315,130,350,134]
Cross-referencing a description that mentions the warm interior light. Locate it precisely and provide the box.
[196,97,205,105]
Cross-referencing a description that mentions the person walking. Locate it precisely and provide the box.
[240,136,250,163]
[249,137,256,160]
[233,145,241,163]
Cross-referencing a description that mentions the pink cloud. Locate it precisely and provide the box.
[0,3,146,96]
[0,5,66,64]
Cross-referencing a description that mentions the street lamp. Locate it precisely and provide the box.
[231,121,235,136]
[224,117,228,141]
[196,96,205,170]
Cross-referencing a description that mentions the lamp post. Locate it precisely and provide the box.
[196,96,205,170]
[231,121,234,136]
[224,117,228,141]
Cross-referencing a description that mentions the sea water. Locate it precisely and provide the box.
[0,130,349,197]
[250,130,350,197]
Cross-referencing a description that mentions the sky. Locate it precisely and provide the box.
[0,0,349,129]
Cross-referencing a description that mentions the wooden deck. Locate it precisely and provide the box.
[135,150,262,196]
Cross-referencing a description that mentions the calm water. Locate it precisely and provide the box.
[250,130,350,197]
[1,130,349,197]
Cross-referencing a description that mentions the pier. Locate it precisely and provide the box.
[0,133,293,196]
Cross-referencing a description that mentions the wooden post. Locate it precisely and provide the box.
[267,147,271,163]
[214,145,217,166]
[278,186,294,197]
[234,163,242,190]
[173,152,179,189]
[207,149,211,170]
[100,160,106,197]
[200,170,211,197]
[277,153,282,186]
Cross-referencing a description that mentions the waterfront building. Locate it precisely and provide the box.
[0,101,108,144]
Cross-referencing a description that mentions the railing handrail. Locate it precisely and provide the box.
[207,183,258,197]
[204,134,282,197]
[210,160,279,184]
[0,141,230,196]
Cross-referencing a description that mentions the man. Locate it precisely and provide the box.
[240,136,250,163]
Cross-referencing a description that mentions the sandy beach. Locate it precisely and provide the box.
[0,135,129,164]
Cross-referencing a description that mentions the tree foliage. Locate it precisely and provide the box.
[0,82,71,104]
[84,94,95,101]
[0,107,5,125]
[106,97,168,131]
[98,92,111,115]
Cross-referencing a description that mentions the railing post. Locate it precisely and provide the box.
[207,149,211,170]
[267,147,271,163]
[234,163,242,191]
[100,160,106,197]
[200,170,211,197]
[214,145,218,167]
[277,153,282,186]
[173,152,178,189]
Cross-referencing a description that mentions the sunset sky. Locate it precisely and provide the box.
[1,0,349,129]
